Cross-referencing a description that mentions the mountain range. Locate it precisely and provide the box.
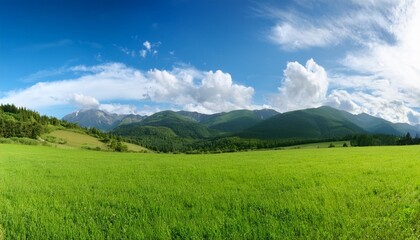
[63,109,145,131]
[63,106,420,142]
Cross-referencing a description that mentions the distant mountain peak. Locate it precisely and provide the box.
[63,109,144,131]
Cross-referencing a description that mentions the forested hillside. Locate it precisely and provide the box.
[0,104,77,138]
[238,106,366,139]
[112,106,420,153]
[0,104,135,152]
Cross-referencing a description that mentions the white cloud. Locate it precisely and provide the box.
[326,90,363,114]
[0,63,256,115]
[269,57,420,125]
[20,66,68,83]
[70,94,100,110]
[99,103,139,115]
[138,40,159,58]
[115,40,159,59]
[143,41,151,51]
[269,59,328,112]
[327,90,420,125]
[140,49,147,58]
[267,1,395,50]
[266,0,420,125]
[332,0,420,124]
[269,22,339,50]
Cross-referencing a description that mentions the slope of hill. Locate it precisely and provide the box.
[135,111,217,139]
[253,109,280,120]
[176,111,214,123]
[239,106,366,139]
[176,109,279,133]
[329,110,420,136]
[239,106,420,140]
[0,104,74,139]
[201,109,278,133]
[111,109,280,150]
[43,129,149,152]
[44,129,109,150]
[0,104,148,153]
[63,109,144,131]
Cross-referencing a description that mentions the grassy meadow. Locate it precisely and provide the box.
[0,144,419,239]
[42,129,150,152]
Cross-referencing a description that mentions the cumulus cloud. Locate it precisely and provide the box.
[266,0,420,125]
[332,0,420,124]
[327,90,420,125]
[70,94,100,110]
[115,40,159,58]
[269,59,328,112]
[0,63,255,115]
[326,90,363,114]
[269,56,420,125]
[140,40,159,58]
[99,103,139,115]
[143,41,151,51]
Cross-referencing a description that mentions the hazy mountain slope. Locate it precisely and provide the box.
[253,109,279,120]
[117,114,146,126]
[339,112,420,136]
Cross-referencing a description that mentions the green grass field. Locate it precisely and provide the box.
[0,144,419,239]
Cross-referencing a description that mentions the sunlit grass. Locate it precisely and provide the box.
[0,144,419,238]
[43,130,150,152]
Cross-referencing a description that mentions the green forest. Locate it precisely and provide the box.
[0,104,75,138]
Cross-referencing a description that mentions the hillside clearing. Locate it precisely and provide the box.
[44,130,107,150]
[43,130,150,152]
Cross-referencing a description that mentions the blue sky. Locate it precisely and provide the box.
[1,0,420,124]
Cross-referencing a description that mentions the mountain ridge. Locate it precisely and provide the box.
[63,109,145,131]
[61,106,420,152]
[63,106,420,139]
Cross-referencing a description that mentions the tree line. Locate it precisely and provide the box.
[350,133,420,146]
[122,131,420,153]
[0,104,78,138]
